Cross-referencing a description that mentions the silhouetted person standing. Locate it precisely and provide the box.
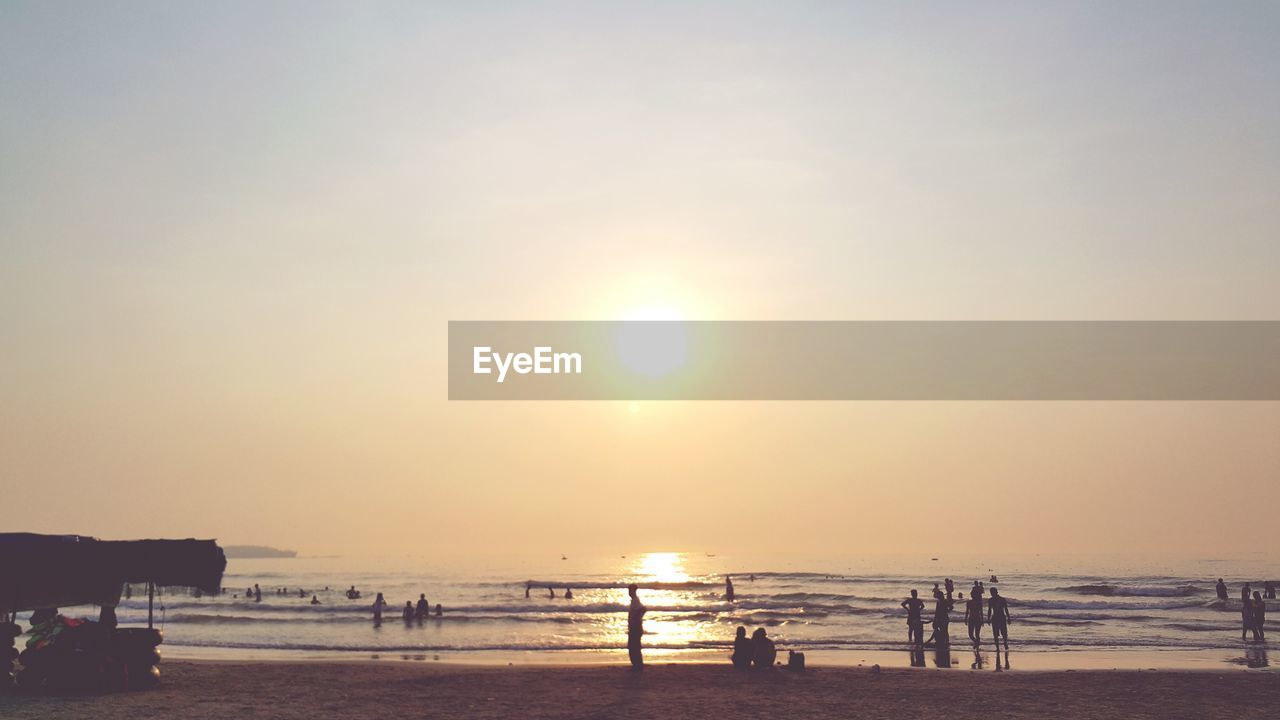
[415,593,430,620]
[627,584,645,669]
[1266,582,1276,600]
[925,593,953,647]
[1252,591,1266,642]
[1242,586,1254,641]
[1216,578,1229,601]
[944,578,954,600]
[725,576,735,602]
[965,593,984,645]
[901,590,925,645]
[988,587,1011,649]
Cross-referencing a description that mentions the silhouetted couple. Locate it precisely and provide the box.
[731,626,776,669]
[1241,585,1267,642]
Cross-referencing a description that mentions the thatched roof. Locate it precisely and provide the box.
[0,533,226,614]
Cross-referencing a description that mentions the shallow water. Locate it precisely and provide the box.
[24,552,1278,669]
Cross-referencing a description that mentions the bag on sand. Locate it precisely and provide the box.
[787,650,805,671]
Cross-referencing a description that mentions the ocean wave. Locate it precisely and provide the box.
[521,580,715,590]
[1015,598,1205,611]
[1056,584,1208,598]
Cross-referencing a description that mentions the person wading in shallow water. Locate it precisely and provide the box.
[988,587,1011,650]
[901,590,925,646]
[627,584,646,670]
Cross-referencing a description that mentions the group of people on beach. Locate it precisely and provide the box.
[1216,579,1270,642]
[902,577,1011,650]
[369,592,443,624]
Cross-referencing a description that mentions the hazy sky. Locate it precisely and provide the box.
[2,1,1278,558]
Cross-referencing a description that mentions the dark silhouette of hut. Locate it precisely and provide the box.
[1,533,225,618]
[0,533,226,693]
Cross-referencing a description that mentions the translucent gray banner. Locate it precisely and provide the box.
[448,321,1280,400]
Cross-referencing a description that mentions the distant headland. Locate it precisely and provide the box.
[223,545,298,559]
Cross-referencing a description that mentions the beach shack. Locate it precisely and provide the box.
[0,532,226,693]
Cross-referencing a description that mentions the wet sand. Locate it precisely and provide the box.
[2,661,1278,719]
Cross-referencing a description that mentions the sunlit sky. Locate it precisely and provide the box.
[2,2,1278,558]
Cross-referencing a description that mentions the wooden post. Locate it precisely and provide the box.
[148,582,154,629]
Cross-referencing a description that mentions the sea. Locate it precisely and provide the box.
[25,552,1278,670]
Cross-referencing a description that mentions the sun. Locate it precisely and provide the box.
[634,552,690,583]
[613,312,689,380]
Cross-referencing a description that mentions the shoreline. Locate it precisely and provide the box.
[3,660,1278,719]
[158,644,1276,672]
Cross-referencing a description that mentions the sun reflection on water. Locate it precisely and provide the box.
[633,552,690,583]
[612,552,723,658]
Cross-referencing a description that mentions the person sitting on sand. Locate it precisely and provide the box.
[416,594,430,619]
[901,590,925,646]
[751,628,777,669]
[1252,592,1266,642]
[311,595,321,605]
[731,626,753,669]
[402,601,414,622]
[1216,578,1229,600]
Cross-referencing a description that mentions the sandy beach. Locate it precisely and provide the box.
[2,661,1277,720]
